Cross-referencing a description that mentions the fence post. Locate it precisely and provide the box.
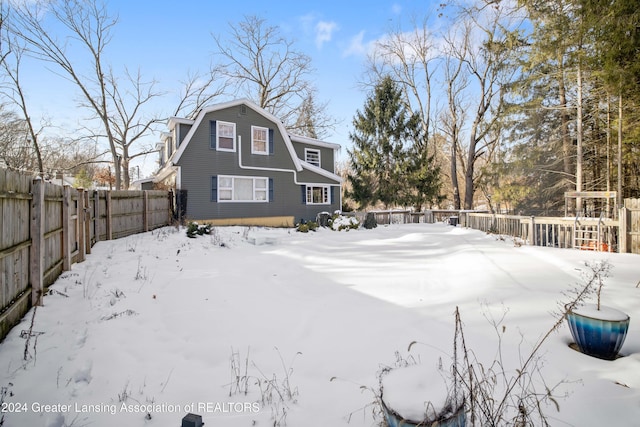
[105,190,112,240]
[143,190,149,232]
[84,190,91,254]
[619,207,627,253]
[77,189,86,262]
[30,178,44,306]
[62,185,71,271]
[168,190,174,224]
[528,216,536,246]
[93,190,100,243]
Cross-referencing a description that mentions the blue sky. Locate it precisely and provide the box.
[23,0,440,175]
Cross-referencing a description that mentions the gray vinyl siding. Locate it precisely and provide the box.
[296,169,338,184]
[177,123,192,147]
[176,104,340,222]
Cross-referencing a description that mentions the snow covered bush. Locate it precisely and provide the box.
[186,222,211,238]
[329,214,360,231]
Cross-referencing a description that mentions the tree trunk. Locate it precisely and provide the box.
[576,61,583,213]
[464,117,482,210]
[451,140,461,210]
[617,90,623,204]
[557,53,573,195]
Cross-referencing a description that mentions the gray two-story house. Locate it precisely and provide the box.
[153,99,342,226]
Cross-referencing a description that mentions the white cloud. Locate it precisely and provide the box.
[315,20,338,49]
[342,31,367,57]
[299,13,316,34]
[391,3,402,15]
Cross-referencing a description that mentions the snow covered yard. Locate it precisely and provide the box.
[0,223,639,427]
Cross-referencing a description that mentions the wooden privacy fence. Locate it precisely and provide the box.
[0,168,172,340]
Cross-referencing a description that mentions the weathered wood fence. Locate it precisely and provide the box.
[461,213,621,250]
[361,202,640,254]
[362,209,486,225]
[443,201,639,254]
[0,168,172,340]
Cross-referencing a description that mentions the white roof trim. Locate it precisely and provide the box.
[300,160,342,183]
[168,116,195,130]
[170,99,303,172]
[289,133,341,150]
[153,164,177,183]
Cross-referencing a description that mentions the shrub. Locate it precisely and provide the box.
[330,214,360,231]
[363,212,377,229]
[186,222,212,238]
[296,220,318,233]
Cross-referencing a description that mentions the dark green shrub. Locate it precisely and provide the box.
[363,213,377,229]
[186,222,212,238]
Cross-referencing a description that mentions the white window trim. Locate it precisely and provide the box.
[217,121,236,152]
[251,125,269,155]
[304,148,321,167]
[218,175,269,203]
[306,185,330,205]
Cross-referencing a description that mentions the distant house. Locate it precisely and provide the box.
[153,99,342,226]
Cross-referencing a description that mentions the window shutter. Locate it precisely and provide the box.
[269,178,274,202]
[330,186,335,204]
[301,185,307,204]
[268,128,274,154]
[211,175,218,201]
[210,120,217,149]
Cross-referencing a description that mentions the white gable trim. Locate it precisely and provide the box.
[289,133,340,151]
[168,116,195,130]
[299,160,342,183]
[170,99,303,172]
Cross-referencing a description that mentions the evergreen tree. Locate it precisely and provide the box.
[347,76,438,209]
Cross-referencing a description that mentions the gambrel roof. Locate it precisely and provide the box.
[169,99,339,173]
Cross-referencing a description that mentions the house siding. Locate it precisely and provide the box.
[176,104,340,222]
[177,123,192,146]
[292,142,336,172]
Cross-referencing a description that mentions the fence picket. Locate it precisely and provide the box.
[0,168,172,341]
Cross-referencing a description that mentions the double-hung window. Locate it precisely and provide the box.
[306,185,329,204]
[215,121,236,151]
[251,126,269,155]
[218,175,269,202]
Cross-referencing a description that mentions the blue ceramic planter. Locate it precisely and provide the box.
[566,306,630,360]
[381,397,465,427]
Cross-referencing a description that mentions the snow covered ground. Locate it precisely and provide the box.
[0,223,638,427]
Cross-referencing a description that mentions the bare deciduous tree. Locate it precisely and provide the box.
[7,0,201,189]
[0,9,45,175]
[172,69,228,120]
[289,89,336,139]
[0,106,30,171]
[7,0,125,185]
[440,22,470,210]
[212,15,332,135]
[449,3,520,209]
[367,16,438,155]
[103,67,164,188]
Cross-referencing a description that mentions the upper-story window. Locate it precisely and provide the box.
[211,120,236,151]
[252,126,269,155]
[305,148,321,167]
